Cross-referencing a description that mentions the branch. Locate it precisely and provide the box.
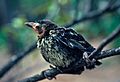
[89,25,120,59]
[96,47,120,60]
[18,47,120,82]
[65,2,120,28]
[0,42,37,79]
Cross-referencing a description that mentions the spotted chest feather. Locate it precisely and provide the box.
[37,29,74,67]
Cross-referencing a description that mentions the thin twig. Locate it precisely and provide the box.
[95,47,120,60]
[18,47,120,82]
[89,25,120,59]
[65,2,120,28]
[0,43,37,79]
[107,0,117,8]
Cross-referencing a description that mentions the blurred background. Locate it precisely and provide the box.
[0,0,120,82]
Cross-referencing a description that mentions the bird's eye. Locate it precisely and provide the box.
[36,26,41,31]
[36,26,39,28]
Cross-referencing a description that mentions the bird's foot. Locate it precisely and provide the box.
[42,70,56,80]
[83,52,96,69]
[42,65,63,80]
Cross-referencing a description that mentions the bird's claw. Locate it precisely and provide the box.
[42,70,56,80]
[42,65,63,80]
[83,52,96,69]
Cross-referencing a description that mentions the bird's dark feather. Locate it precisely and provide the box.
[56,28,95,53]
[38,28,95,68]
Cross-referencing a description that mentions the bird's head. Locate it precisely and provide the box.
[25,19,57,38]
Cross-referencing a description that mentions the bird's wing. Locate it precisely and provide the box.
[58,36,86,51]
[56,28,95,53]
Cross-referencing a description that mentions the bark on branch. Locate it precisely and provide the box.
[0,43,37,78]
[89,25,120,59]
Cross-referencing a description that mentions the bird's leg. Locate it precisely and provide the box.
[83,52,96,69]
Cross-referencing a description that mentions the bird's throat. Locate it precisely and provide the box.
[38,27,46,38]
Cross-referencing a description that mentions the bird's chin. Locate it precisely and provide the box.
[37,27,46,38]
[37,33,44,38]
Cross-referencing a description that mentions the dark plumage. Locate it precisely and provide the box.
[25,19,101,74]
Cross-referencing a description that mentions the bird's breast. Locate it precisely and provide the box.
[37,36,75,67]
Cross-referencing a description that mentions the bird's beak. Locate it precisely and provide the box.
[25,22,35,28]
[25,22,40,29]
[25,22,45,38]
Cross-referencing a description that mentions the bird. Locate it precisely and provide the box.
[25,19,101,76]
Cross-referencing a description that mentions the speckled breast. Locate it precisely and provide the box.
[37,30,75,68]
